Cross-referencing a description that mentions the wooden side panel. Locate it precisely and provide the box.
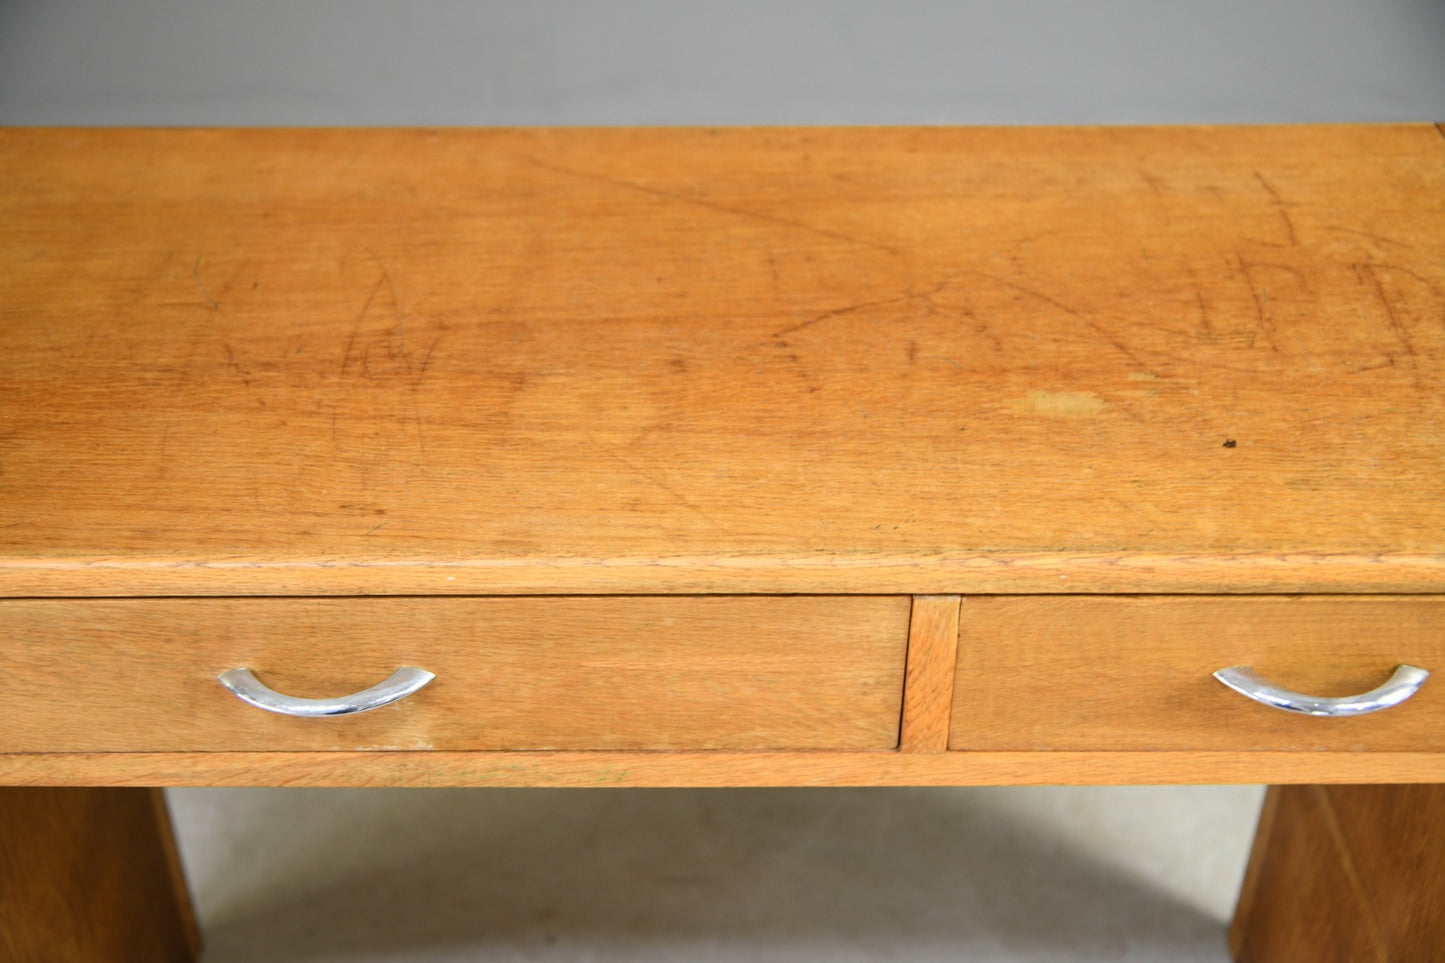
[900,595,961,752]
[1231,784,1445,962]
[1330,784,1445,956]
[1229,782,1283,958]
[951,596,1445,752]
[0,596,909,751]
[0,787,199,963]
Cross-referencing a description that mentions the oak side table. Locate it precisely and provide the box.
[2,126,1443,961]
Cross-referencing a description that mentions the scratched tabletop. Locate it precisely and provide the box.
[1,126,1442,596]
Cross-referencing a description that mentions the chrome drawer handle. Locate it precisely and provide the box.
[1212,664,1428,717]
[218,667,435,717]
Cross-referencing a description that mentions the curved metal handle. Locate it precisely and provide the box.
[218,667,435,717]
[1213,664,1429,717]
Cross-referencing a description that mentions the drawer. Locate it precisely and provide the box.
[0,595,909,752]
[950,597,1445,752]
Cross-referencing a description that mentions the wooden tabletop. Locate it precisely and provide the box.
[1,126,1442,596]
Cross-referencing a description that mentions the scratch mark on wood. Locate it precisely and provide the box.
[192,256,220,311]
[522,154,901,256]
[1243,259,1306,284]
[1360,262,1445,299]
[586,433,729,533]
[412,334,443,388]
[372,259,403,380]
[410,409,428,459]
[959,269,1159,375]
[1235,254,1280,353]
[1325,225,1413,251]
[1253,171,1298,246]
[772,294,910,338]
[1195,290,1215,336]
[223,343,252,385]
[768,277,954,341]
[343,273,387,375]
[1359,263,1422,389]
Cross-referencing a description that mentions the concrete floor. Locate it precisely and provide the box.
[169,785,1264,962]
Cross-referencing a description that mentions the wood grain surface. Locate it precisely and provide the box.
[2,126,1443,596]
[1230,784,1445,962]
[0,595,908,751]
[899,594,961,751]
[0,787,199,962]
[951,596,1445,752]
[3,749,1445,789]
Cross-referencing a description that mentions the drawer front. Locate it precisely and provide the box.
[0,596,909,751]
[951,596,1445,752]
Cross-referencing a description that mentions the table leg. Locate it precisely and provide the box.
[1230,783,1445,962]
[0,787,200,962]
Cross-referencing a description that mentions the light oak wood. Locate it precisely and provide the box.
[3,125,1444,957]
[0,596,908,751]
[1229,781,1283,959]
[4,553,1444,597]
[951,596,1445,751]
[4,750,1445,789]
[899,595,961,752]
[1326,784,1445,958]
[1230,784,1445,962]
[2,126,1443,598]
[149,789,202,961]
[1229,785,1384,962]
[0,787,200,962]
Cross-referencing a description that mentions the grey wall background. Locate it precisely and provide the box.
[2,0,1443,126]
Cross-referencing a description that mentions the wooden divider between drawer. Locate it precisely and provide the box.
[900,595,962,752]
